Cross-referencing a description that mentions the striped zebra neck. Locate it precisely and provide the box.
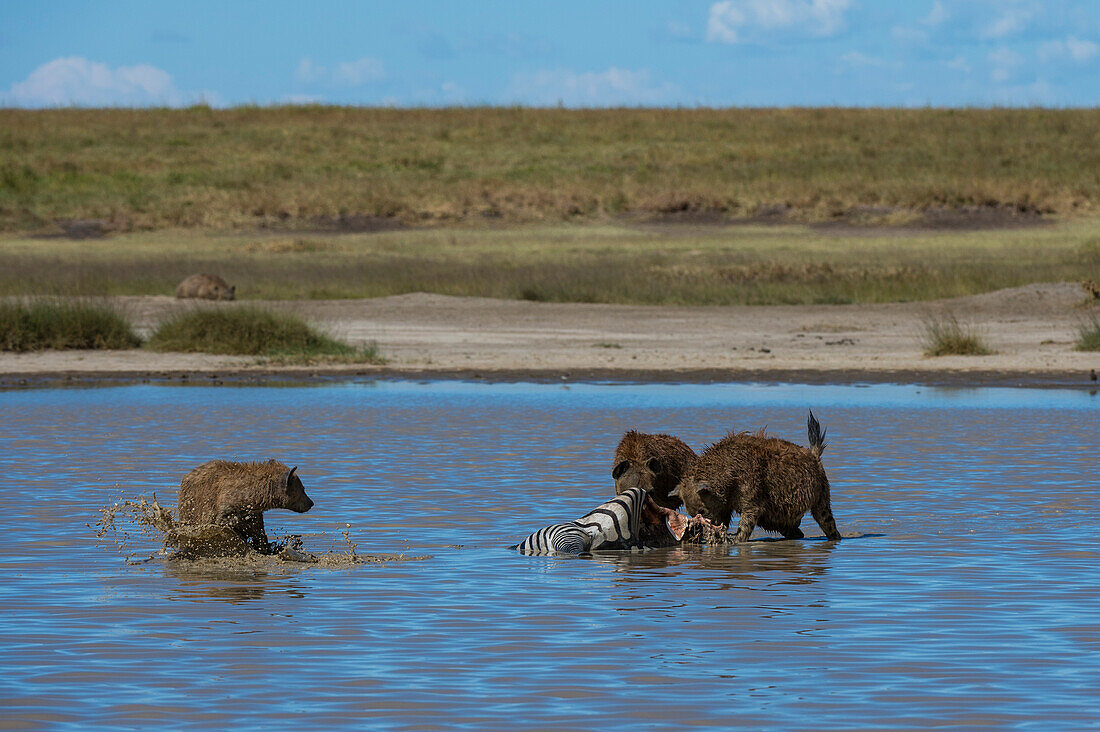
[512,523,597,556]
[513,487,648,556]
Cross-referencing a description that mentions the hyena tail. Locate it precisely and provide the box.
[807,410,827,458]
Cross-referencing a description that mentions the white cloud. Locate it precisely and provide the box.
[667,20,694,39]
[891,25,928,44]
[1038,37,1100,64]
[1066,37,1100,62]
[6,56,189,107]
[988,47,1023,82]
[510,67,678,107]
[980,7,1034,40]
[706,0,853,44]
[333,58,385,86]
[987,77,1057,106]
[294,58,325,84]
[840,51,887,68]
[945,55,971,73]
[922,1,948,26]
[282,94,326,105]
[439,81,466,103]
[294,56,386,87]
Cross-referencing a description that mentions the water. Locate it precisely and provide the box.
[1,380,1097,729]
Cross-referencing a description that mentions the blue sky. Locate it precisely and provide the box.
[2,1,1099,107]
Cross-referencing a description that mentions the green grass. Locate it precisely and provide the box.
[921,314,995,356]
[0,298,141,351]
[145,306,383,363]
[4,106,1100,232]
[0,219,1097,306]
[1076,314,1100,351]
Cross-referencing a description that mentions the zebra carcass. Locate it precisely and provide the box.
[511,487,694,556]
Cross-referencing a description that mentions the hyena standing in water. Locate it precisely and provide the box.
[176,459,313,553]
[670,412,841,543]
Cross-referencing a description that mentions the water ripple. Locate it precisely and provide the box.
[0,381,1096,729]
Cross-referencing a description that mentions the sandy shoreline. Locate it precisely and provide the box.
[2,283,1097,388]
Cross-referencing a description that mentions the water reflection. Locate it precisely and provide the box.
[160,560,305,604]
[587,537,839,585]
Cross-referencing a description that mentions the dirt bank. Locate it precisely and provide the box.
[1,283,1097,388]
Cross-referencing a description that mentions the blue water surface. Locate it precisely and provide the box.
[0,380,1097,729]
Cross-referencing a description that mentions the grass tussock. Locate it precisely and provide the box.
[0,298,141,351]
[146,306,383,363]
[921,314,995,357]
[4,106,1100,232]
[1076,315,1100,351]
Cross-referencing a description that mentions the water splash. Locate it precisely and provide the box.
[92,494,426,567]
[91,493,177,563]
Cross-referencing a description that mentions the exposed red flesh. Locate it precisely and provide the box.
[640,495,724,543]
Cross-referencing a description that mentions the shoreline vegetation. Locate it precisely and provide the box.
[4,106,1100,233]
[0,298,140,351]
[146,307,383,364]
[0,298,381,364]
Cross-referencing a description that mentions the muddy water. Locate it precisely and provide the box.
[1,381,1097,729]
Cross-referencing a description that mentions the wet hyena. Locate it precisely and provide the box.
[611,430,697,510]
[670,412,841,543]
[176,459,313,553]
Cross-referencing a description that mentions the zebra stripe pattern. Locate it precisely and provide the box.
[512,487,648,556]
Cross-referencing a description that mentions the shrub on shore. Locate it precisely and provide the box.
[0,299,141,352]
[146,306,383,363]
[921,314,995,356]
[1076,315,1100,351]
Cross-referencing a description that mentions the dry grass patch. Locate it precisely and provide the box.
[244,238,338,254]
[921,314,995,356]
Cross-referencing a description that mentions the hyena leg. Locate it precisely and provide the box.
[226,511,271,553]
[734,509,759,543]
[781,524,804,540]
[811,499,842,540]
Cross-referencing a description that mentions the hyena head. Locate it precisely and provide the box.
[279,466,314,513]
[670,477,730,526]
[613,456,676,507]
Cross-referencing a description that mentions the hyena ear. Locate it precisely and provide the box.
[668,485,682,499]
[282,466,298,487]
[645,457,662,473]
[612,460,630,479]
[697,481,713,497]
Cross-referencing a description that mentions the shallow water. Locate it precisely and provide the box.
[1,380,1097,729]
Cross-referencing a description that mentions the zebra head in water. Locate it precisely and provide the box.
[512,487,690,556]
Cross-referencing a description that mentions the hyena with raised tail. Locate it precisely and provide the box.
[670,411,841,543]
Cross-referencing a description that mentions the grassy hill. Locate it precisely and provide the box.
[3,106,1100,232]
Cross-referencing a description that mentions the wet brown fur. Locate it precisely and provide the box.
[672,414,841,543]
[612,431,697,509]
[176,459,313,553]
[175,273,236,300]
